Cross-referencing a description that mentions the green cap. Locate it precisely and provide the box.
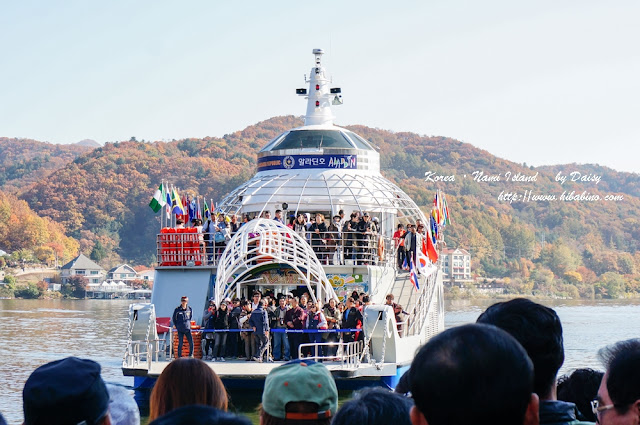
[262,360,338,420]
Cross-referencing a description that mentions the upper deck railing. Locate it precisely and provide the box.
[156,228,397,269]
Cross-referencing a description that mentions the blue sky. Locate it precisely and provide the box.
[1,1,639,172]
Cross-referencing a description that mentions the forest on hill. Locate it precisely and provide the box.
[2,115,640,298]
[0,138,91,194]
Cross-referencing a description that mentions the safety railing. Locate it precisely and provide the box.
[156,228,394,268]
[298,340,364,368]
[123,339,166,369]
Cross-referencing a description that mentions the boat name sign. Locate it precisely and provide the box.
[257,154,357,171]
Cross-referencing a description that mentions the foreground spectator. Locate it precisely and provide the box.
[23,357,112,425]
[557,368,604,422]
[149,405,251,425]
[332,387,412,425]
[260,360,337,425]
[477,298,590,425]
[408,324,539,425]
[149,358,228,421]
[106,384,140,425]
[595,338,640,425]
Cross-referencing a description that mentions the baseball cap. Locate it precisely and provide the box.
[23,357,110,425]
[363,212,369,216]
[262,360,338,420]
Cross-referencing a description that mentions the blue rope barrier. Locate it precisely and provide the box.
[175,328,361,333]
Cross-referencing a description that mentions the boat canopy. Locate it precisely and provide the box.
[214,219,337,304]
[217,171,427,228]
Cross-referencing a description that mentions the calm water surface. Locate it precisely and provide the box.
[1,298,639,424]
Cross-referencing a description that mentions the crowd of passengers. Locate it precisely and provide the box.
[174,208,432,268]
[17,297,640,425]
[190,289,408,363]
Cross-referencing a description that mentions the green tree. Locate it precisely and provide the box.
[15,283,40,299]
[3,274,17,290]
[595,272,626,299]
[90,240,108,262]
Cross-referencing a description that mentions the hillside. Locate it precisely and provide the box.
[4,116,640,298]
[0,190,79,265]
[0,138,93,193]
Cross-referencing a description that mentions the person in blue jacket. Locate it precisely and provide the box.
[172,296,193,358]
[249,299,270,362]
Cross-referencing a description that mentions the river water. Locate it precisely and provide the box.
[1,298,639,424]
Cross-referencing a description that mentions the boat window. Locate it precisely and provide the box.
[344,131,375,150]
[259,132,289,152]
[268,130,354,150]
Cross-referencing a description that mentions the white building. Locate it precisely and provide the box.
[60,253,106,285]
[136,269,154,283]
[107,264,137,282]
[440,248,472,285]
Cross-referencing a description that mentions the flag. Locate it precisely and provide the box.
[196,197,202,220]
[171,188,184,215]
[424,233,439,263]
[402,255,408,271]
[203,199,211,219]
[148,184,165,213]
[189,197,197,221]
[416,240,430,272]
[409,259,420,291]
[164,184,171,219]
[442,192,451,225]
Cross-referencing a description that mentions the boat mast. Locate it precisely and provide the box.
[299,48,342,126]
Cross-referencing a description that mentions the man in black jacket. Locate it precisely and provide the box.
[172,296,193,358]
[341,297,362,343]
[250,299,270,362]
[226,298,242,358]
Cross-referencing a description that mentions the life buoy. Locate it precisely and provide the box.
[378,238,385,261]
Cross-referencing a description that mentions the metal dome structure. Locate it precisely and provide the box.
[217,171,428,234]
[214,219,338,304]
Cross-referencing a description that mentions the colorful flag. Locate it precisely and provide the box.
[196,197,202,220]
[171,188,184,215]
[148,184,165,213]
[424,233,439,263]
[409,259,420,291]
[417,240,430,272]
[442,192,451,225]
[203,199,211,219]
[402,255,408,271]
[164,184,171,219]
[189,197,197,221]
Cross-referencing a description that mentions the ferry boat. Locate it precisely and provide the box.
[122,48,445,391]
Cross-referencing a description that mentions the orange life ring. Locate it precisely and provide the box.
[378,238,385,261]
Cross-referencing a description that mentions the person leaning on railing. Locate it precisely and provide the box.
[309,213,328,264]
[322,298,342,357]
[202,300,217,359]
[305,302,328,359]
[285,297,306,360]
[341,297,362,344]
[342,212,359,263]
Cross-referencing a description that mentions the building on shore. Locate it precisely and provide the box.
[136,269,154,284]
[60,253,106,285]
[107,264,137,282]
[440,248,472,286]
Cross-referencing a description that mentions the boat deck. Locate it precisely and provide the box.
[124,358,400,380]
